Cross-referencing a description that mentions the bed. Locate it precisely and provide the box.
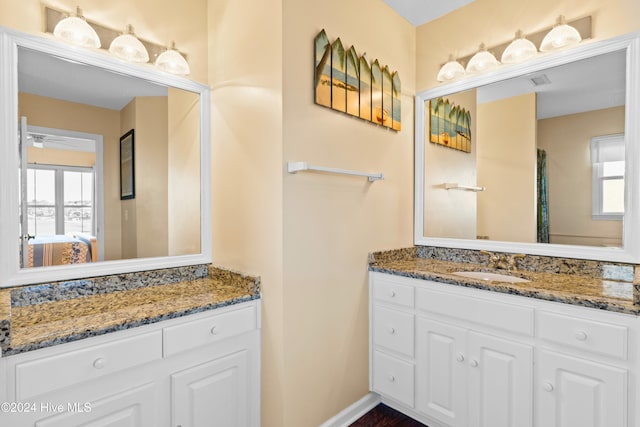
[27,233,98,268]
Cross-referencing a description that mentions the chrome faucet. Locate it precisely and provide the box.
[480,251,526,271]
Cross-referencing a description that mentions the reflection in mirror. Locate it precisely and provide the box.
[17,46,201,269]
[415,32,640,263]
[424,50,626,248]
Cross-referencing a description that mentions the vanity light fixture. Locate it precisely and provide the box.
[501,30,537,64]
[540,15,582,52]
[155,41,190,75]
[52,6,101,49]
[437,55,465,82]
[465,44,499,73]
[109,25,149,63]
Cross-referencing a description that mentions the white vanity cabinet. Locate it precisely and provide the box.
[415,318,532,427]
[535,309,630,427]
[370,272,639,427]
[1,300,261,427]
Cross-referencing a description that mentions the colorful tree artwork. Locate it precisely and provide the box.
[314,30,401,131]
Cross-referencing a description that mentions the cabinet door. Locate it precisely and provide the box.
[171,350,249,427]
[538,350,627,427]
[415,317,467,427]
[33,382,159,427]
[467,332,533,427]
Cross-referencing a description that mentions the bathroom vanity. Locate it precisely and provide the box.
[372,27,640,427]
[0,26,261,427]
[0,266,261,427]
[368,248,640,427]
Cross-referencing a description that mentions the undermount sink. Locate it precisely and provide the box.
[451,271,531,283]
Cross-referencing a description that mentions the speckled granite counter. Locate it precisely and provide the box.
[369,247,640,315]
[0,265,260,356]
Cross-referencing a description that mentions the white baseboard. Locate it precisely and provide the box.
[319,392,381,427]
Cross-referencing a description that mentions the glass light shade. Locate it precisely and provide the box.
[466,45,499,73]
[540,17,582,52]
[155,47,190,75]
[53,14,101,48]
[501,32,537,64]
[437,59,465,82]
[109,28,149,63]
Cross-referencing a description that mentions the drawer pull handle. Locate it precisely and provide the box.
[389,290,396,298]
[387,327,396,334]
[93,358,106,369]
[210,325,220,335]
[543,382,554,392]
[456,353,465,362]
[470,359,479,368]
[388,375,395,383]
[575,330,588,341]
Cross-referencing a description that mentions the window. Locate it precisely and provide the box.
[26,164,94,236]
[591,134,624,220]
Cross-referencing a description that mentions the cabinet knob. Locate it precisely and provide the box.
[210,325,219,335]
[389,290,396,298]
[469,359,479,368]
[574,330,588,341]
[93,358,106,369]
[543,382,554,392]
[388,375,395,383]
[456,353,465,362]
[387,327,396,334]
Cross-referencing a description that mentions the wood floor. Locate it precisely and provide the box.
[349,404,428,426]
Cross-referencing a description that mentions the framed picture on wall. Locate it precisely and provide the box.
[120,129,135,200]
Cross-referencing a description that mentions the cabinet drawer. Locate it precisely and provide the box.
[372,350,415,408]
[537,311,628,360]
[373,275,414,308]
[373,305,414,357]
[15,331,162,400]
[163,305,257,357]
[416,286,534,336]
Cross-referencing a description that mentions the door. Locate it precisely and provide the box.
[416,316,467,427]
[467,331,533,427]
[19,116,29,268]
[538,350,627,427]
[171,350,250,427]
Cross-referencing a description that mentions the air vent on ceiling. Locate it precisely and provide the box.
[529,74,551,86]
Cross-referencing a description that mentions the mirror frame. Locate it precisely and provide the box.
[415,32,640,263]
[0,27,212,287]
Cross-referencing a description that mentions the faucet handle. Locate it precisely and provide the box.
[507,253,527,271]
[479,250,499,268]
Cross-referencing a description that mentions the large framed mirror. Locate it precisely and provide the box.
[415,32,640,263]
[0,27,211,287]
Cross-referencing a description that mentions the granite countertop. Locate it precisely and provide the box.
[370,247,640,315]
[0,265,260,356]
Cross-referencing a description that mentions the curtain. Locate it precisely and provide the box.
[537,148,550,243]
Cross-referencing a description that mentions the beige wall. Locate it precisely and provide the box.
[207,0,285,425]
[120,97,170,259]
[27,147,95,168]
[209,0,414,425]
[0,0,209,83]
[168,88,201,256]
[120,101,138,260]
[538,106,624,246]
[477,93,537,243]
[424,89,478,239]
[281,1,414,425]
[19,92,122,260]
[416,0,640,91]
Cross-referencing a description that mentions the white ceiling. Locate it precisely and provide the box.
[383,0,476,26]
[18,47,167,111]
[477,49,626,119]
